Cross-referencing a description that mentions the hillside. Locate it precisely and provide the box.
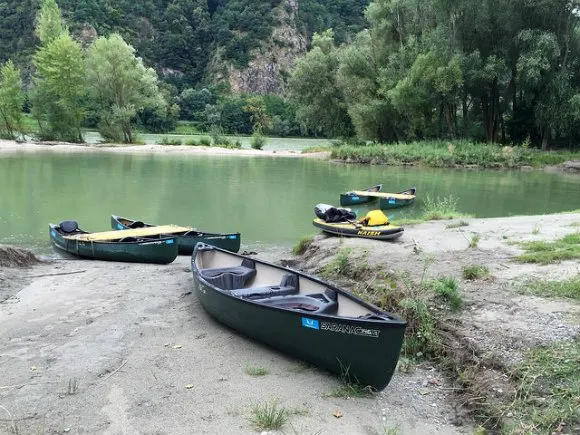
[0,0,370,93]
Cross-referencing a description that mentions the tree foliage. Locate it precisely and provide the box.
[288,29,354,138]
[35,0,66,44]
[31,33,86,142]
[85,33,170,142]
[0,60,25,139]
[330,0,580,147]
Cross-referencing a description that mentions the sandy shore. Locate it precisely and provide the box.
[2,212,579,434]
[0,139,329,159]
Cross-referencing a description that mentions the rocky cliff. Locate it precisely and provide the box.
[218,0,307,95]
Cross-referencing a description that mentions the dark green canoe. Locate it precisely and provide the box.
[191,243,407,390]
[340,184,382,206]
[49,221,178,264]
[111,215,241,255]
[379,187,417,209]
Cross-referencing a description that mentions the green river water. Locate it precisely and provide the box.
[1,151,579,256]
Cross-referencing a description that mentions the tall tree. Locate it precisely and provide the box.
[0,60,25,140]
[35,0,66,44]
[31,33,86,142]
[288,29,354,137]
[85,33,168,143]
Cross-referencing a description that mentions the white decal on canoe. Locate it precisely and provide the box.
[320,322,380,338]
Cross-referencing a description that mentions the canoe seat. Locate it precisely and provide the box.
[60,220,79,233]
[231,273,299,300]
[129,221,145,229]
[256,288,339,314]
[199,259,256,290]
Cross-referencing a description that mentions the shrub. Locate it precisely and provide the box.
[251,133,266,150]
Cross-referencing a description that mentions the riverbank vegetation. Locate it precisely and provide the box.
[296,222,580,433]
[330,141,579,168]
[1,0,579,159]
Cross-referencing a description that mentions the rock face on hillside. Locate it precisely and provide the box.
[224,0,307,95]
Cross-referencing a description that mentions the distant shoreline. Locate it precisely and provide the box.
[0,139,330,158]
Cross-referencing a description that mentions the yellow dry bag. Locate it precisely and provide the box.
[360,210,388,226]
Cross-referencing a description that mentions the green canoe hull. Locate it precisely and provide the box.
[339,184,381,206]
[379,196,416,209]
[110,215,241,255]
[191,244,406,390]
[49,224,178,264]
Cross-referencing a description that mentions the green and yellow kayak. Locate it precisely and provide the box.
[312,218,404,241]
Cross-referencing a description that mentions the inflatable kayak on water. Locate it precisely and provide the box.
[312,205,404,241]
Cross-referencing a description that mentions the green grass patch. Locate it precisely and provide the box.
[325,363,376,398]
[516,233,580,264]
[462,265,490,280]
[301,145,332,153]
[504,341,580,434]
[422,194,470,221]
[292,235,314,255]
[468,233,481,248]
[320,247,370,280]
[329,140,579,168]
[523,276,580,300]
[446,220,470,229]
[429,277,463,311]
[249,401,289,431]
[159,136,182,145]
[357,258,442,358]
[245,366,269,376]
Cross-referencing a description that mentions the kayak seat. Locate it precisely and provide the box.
[199,259,256,290]
[231,273,299,300]
[256,288,339,314]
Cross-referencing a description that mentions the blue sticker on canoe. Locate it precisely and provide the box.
[166,239,174,244]
[228,235,238,239]
[352,196,359,200]
[301,317,319,330]
[388,199,396,204]
[51,229,56,237]
[117,224,123,229]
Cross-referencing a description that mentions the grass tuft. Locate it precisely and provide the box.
[320,247,369,280]
[430,277,463,311]
[245,366,269,376]
[504,341,580,434]
[468,233,481,248]
[422,194,470,221]
[523,276,580,300]
[445,220,470,229]
[462,265,490,280]
[325,363,376,398]
[292,235,314,255]
[249,401,289,431]
[516,233,580,264]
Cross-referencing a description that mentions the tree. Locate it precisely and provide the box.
[0,60,25,140]
[31,33,86,142]
[85,33,169,143]
[243,96,270,134]
[288,29,354,138]
[35,0,66,45]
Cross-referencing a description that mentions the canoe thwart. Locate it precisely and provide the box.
[66,224,193,241]
[256,289,339,315]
